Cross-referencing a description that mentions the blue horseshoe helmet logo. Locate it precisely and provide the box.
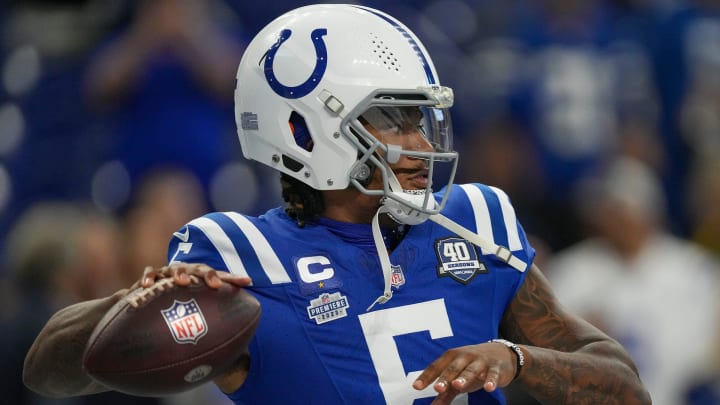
[264,28,328,99]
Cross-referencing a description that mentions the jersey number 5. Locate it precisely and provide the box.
[358,299,468,405]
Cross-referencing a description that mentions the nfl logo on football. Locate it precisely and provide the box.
[161,299,209,344]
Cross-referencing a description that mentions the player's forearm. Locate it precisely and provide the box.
[23,289,129,397]
[515,341,651,405]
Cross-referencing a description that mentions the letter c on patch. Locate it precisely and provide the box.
[297,256,334,283]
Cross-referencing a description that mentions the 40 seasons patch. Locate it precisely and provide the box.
[161,298,208,344]
[435,237,488,284]
[307,292,350,325]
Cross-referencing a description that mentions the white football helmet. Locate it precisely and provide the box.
[234,4,459,221]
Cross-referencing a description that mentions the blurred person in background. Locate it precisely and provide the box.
[2,201,123,312]
[677,0,720,256]
[0,0,123,260]
[0,200,163,405]
[457,0,660,252]
[546,156,720,405]
[83,0,245,202]
[118,168,207,287]
[648,0,720,235]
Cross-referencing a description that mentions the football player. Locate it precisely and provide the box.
[24,4,650,405]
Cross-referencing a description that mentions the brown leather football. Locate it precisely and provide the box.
[82,277,260,396]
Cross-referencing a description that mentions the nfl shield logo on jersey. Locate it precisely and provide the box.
[391,264,405,289]
[161,299,208,344]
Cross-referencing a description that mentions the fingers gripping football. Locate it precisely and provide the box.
[141,262,251,289]
[83,264,259,396]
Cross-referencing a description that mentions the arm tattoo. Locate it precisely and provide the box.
[500,265,650,405]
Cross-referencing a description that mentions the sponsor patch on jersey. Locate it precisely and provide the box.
[306,292,350,325]
[435,237,487,284]
[161,299,208,344]
[294,254,343,296]
[391,264,405,289]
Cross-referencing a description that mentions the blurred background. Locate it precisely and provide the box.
[0,0,719,404]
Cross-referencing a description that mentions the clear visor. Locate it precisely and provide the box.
[358,105,453,156]
[340,87,460,218]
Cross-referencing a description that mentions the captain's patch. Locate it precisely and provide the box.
[435,237,487,284]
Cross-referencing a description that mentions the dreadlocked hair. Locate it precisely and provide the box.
[281,173,325,228]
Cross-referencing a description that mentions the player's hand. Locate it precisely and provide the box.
[412,342,518,405]
[140,262,252,290]
[214,351,251,394]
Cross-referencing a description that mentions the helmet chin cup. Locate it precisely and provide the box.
[383,190,436,225]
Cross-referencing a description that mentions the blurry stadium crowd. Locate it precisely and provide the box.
[0,0,719,404]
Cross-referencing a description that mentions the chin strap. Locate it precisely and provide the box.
[365,168,429,311]
[365,207,527,312]
[367,205,394,311]
[429,214,527,272]
[366,163,527,311]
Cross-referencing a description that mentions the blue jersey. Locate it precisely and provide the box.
[167,183,535,404]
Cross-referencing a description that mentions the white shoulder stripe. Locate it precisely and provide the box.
[222,212,291,284]
[459,184,493,254]
[187,217,249,279]
[489,186,522,251]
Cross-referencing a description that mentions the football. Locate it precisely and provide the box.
[82,276,261,396]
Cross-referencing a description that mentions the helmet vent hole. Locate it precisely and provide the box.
[281,155,304,173]
[289,111,314,152]
[370,33,400,72]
